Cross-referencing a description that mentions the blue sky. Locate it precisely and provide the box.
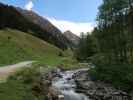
[0,0,103,35]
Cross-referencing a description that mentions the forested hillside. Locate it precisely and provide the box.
[76,0,133,92]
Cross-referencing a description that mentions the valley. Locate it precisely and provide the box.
[0,1,133,100]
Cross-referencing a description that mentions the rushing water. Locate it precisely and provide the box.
[52,69,89,100]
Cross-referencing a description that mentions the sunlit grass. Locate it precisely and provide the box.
[0,28,62,66]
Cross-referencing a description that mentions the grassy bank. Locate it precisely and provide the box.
[0,79,42,100]
[0,64,45,100]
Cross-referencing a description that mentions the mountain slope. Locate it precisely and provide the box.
[0,3,72,49]
[64,31,80,47]
[0,28,62,66]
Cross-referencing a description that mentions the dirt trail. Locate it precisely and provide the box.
[0,61,34,80]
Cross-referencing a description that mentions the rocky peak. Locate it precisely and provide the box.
[64,31,80,46]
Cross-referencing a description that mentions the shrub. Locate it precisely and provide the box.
[89,64,133,92]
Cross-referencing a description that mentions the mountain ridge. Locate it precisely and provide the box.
[0,3,73,50]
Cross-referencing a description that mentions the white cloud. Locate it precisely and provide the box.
[25,0,34,11]
[47,17,95,36]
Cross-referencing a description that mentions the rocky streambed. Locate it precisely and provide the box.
[74,69,132,100]
[40,67,132,100]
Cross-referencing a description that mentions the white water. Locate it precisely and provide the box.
[52,69,89,100]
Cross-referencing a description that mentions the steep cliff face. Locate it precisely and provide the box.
[0,3,72,50]
[64,31,80,47]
